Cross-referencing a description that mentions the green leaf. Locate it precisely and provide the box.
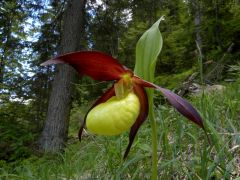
[134,17,164,82]
[133,17,164,179]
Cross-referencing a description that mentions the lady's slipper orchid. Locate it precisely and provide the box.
[86,92,140,135]
[42,51,206,158]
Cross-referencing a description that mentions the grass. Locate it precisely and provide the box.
[0,81,239,179]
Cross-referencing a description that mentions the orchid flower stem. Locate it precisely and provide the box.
[147,90,158,180]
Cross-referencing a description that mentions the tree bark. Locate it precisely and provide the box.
[191,0,202,52]
[0,56,4,84]
[38,0,86,152]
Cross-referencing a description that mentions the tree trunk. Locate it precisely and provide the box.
[192,0,202,52]
[0,56,4,84]
[38,0,86,152]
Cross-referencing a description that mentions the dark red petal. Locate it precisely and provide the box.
[78,85,115,140]
[133,76,204,129]
[124,84,149,159]
[41,51,129,81]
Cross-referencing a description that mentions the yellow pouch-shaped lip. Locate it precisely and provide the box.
[86,93,140,135]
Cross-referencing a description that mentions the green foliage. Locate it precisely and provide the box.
[0,1,62,162]
[134,17,163,179]
[87,0,130,57]
[0,101,37,161]
[134,17,163,81]
[155,69,194,90]
[158,1,196,73]
[228,62,240,79]
[1,81,240,178]
[200,1,240,65]
[0,0,29,94]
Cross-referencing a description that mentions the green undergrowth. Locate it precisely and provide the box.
[1,81,240,179]
[155,69,194,90]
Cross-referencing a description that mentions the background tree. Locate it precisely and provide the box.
[38,0,87,152]
[0,0,28,92]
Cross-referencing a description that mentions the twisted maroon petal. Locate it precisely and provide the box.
[124,84,149,158]
[41,51,129,81]
[133,76,205,129]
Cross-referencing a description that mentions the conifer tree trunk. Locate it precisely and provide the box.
[0,56,4,84]
[38,0,86,152]
[191,0,202,52]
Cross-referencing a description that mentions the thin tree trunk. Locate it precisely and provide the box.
[0,56,4,84]
[38,0,86,152]
[192,0,202,52]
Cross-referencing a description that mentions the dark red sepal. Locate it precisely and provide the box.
[133,76,205,129]
[124,84,149,158]
[41,51,129,81]
[78,85,115,141]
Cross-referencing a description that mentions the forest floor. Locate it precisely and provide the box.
[0,81,240,179]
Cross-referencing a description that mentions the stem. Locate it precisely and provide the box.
[147,89,158,180]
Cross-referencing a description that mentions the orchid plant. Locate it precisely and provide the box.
[42,18,207,178]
